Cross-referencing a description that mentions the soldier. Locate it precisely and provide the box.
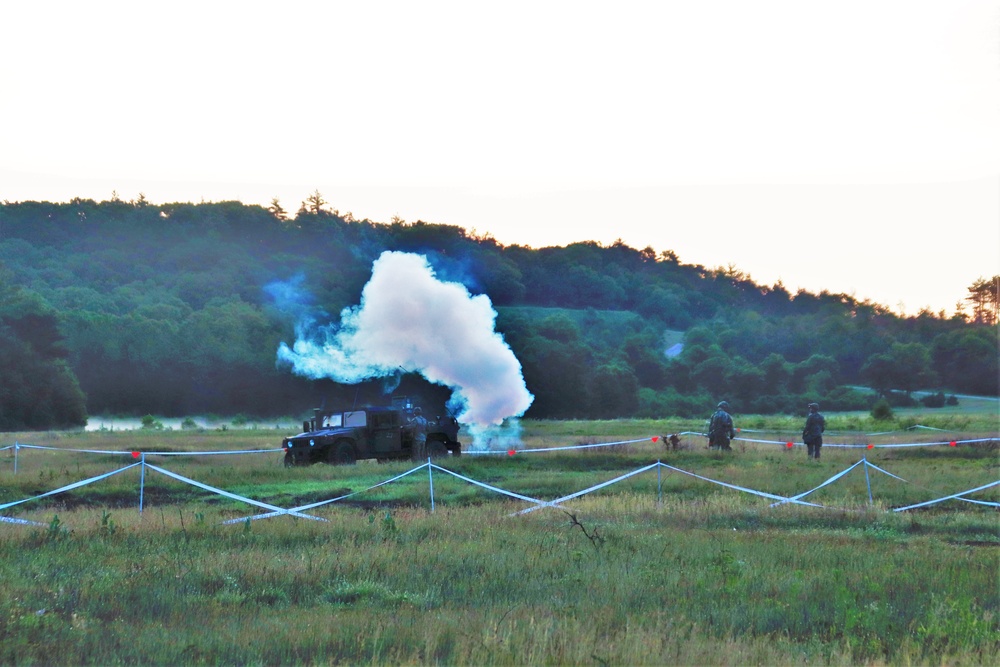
[802,402,826,459]
[409,407,428,460]
[708,401,736,451]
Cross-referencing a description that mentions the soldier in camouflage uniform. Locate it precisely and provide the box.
[409,407,428,460]
[802,402,826,459]
[708,401,736,451]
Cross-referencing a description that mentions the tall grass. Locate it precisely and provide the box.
[0,420,997,665]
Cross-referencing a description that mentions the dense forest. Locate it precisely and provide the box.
[1,194,997,431]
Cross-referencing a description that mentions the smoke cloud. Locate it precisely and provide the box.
[277,251,534,431]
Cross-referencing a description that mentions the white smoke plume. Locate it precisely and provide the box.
[277,251,534,436]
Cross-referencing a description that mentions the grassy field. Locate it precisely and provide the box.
[0,412,997,665]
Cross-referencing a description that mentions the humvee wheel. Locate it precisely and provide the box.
[427,441,448,459]
[330,441,357,465]
[283,452,294,468]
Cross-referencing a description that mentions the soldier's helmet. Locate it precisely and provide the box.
[808,402,819,410]
[718,401,729,410]
[414,407,422,415]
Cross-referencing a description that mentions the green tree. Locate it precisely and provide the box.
[965,275,999,325]
[588,360,639,418]
[885,342,936,395]
[299,189,329,216]
[860,352,895,398]
[859,342,936,397]
[789,354,839,394]
[690,355,730,397]
[931,328,1000,395]
[760,353,791,392]
[726,358,766,402]
[520,337,590,418]
[0,274,87,429]
[268,196,288,222]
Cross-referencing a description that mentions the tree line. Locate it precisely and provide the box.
[0,195,996,430]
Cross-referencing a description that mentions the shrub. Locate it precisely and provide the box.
[140,414,164,430]
[870,398,894,421]
[920,392,946,408]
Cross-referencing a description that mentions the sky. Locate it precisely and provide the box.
[2,0,998,316]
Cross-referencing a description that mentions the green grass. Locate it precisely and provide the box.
[0,415,998,665]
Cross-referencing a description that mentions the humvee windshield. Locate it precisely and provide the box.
[344,411,367,427]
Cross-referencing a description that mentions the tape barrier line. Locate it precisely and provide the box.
[0,463,141,512]
[466,437,651,455]
[770,460,865,507]
[144,449,283,456]
[223,463,431,523]
[734,437,996,449]
[4,448,996,527]
[737,425,982,436]
[1,516,46,526]
[863,461,909,483]
[527,437,651,453]
[16,444,137,455]
[463,432,798,455]
[864,461,1000,508]
[893,480,1000,512]
[14,444,282,456]
[858,441,962,449]
[144,464,324,522]
[430,463,548,505]
[738,438,800,446]
[951,497,1000,507]
[659,463,825,508]
[516,463,661,515]
[6,435,995,460]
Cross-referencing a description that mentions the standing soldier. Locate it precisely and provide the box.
[409,407,428,460]
[708,401,736,451]
[802,402,826,459]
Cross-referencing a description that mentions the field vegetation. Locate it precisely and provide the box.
[2,198,998,430]
[1,412,997,665]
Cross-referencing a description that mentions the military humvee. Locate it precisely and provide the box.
[281,397,461,466]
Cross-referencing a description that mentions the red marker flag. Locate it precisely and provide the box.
[949,441,957,447]
[651,436,659,442]
[786,442,793,448]
[132,451,141,459]
[866,444,874,450]
[507,449,516,456]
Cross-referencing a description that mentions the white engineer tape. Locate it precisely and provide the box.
[733,437,997,449]
[0,516,46,526]
[223,463,432,523]
[516,463,661,515]
[769,460,865,507]
[15,444,136,455]
[863,461,1000,508]
[144,464,325,522]
[659,463,825,508]
[465,437,651,455]
[0,463,141,512]
[862,461,909,483]
[14,444,281,456]
[146,449,283,456]
[431,463,548,505]
[893,480,1000,512]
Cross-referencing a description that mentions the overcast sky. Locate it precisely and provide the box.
[2,0,998,315]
